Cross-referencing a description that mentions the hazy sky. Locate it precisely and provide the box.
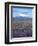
[11,7,32,18]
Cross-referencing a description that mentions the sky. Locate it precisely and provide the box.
[11,7,32,18]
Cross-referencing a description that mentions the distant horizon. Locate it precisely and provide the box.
[13,13,32,18]
[11,7,32,18]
